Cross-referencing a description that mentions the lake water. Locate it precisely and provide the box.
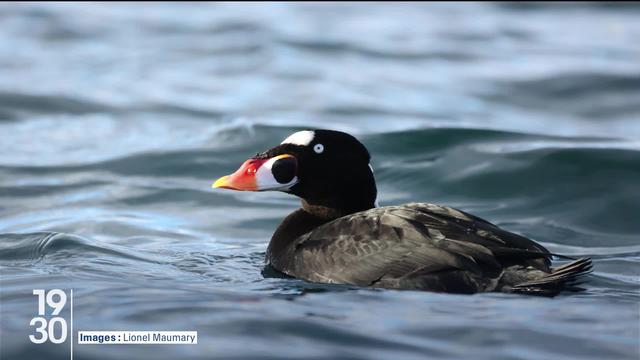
[0,3,639,360]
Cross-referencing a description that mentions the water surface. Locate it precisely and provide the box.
[1,3,639,360]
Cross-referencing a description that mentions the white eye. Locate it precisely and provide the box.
[313,143,324,154]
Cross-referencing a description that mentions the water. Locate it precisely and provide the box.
[1,2,639,359]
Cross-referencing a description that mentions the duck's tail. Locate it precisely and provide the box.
[509,257,593,296]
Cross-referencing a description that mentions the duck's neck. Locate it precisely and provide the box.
[296,165,378,217]
[266,199,376,266]
[300,199,352,220]
[266,208,328,265]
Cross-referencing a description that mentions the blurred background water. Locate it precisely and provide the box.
[0,2,639,360]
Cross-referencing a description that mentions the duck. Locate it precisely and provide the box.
[212,129,591,296]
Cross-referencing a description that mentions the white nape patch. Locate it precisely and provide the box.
[369,164,380,207]
[281,130,315,146]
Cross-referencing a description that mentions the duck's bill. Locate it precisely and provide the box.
[212,154,298,192]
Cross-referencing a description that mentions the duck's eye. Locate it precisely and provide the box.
[313,143,324,154]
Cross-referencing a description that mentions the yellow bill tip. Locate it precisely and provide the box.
[212,175,230,189]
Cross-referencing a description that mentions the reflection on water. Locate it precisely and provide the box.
[1,3,639,360]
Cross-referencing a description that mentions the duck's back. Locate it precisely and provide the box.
[268,203,557,293]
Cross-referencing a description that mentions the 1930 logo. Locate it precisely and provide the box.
[29,289,69,344]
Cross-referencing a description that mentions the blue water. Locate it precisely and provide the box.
[0,3,639,360]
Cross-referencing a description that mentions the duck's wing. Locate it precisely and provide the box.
[404,203,552,268]
[276,203,551,293]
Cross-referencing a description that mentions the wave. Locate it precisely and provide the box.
[0,232,160,263]
[480,72,640,120]
[0,91,113,116]
[277,37,477,62]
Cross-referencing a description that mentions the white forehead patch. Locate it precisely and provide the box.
[281,130,315,146]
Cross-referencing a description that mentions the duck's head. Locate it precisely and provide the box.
[213,130,377,216]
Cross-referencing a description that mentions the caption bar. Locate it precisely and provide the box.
[78,331,197,344]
